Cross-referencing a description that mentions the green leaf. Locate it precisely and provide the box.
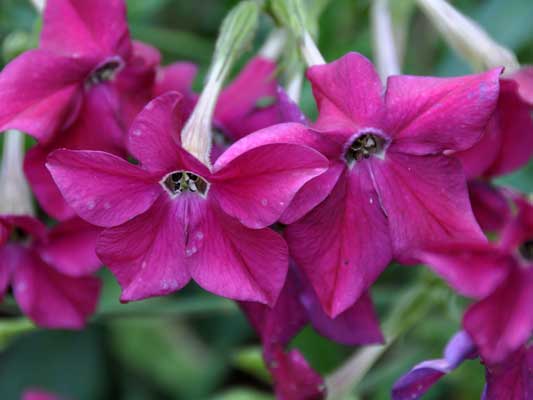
[232,346,271,383]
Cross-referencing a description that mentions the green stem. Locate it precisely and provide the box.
[325,277,442,400]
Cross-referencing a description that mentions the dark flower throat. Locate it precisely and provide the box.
[519,240,533,261]
[345,133,384,165]
[163,171,208,197]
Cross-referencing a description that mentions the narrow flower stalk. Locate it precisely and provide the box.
[416,0,519,74]
[258,29,287,61]
[181,0,260,166]
[371,0,401,82]
[30,0,45,12]
[270,0,326,66]
[286,70,304,103]
[0,130,34,215]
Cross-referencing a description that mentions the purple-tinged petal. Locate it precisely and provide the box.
[46,150,161,227]
[97,196,191,302]
[36,218,101,277]
[127,92,205,175]
[286,168,392,318]
[469,181,512,233]
[154,62,198,98]
[25,85,127,221]
[189,202,288,306]
[280,161,344,225]
[215,57,281,141]
[464,268,533,364]
[211,143,328,229]
[392,331,476,400]
[240,267,308,351]
[0,220,8,246]
[307,52,385,135]
[304,289,384,345]
[275,86,309,124]
[0,245,15,300]
[269,347,326,400]
[0,50,90,143]
[484,79,533,177]
[41,0,131,60]
[11,246,101,329]
[415,243,511,299]
[511,66,533,106]
[371,152,486,262]
[484,346,533,400]
[385,68,501,155]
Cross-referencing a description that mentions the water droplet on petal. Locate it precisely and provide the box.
[195,232,204,240]
[17,282,27,292]
[141,261,147,269]
[104,201,111,210]
[186,246,197,256]
[132,129,142,137]
[87,200,96,210]
[369,197,374,204]
[261,199,268,206]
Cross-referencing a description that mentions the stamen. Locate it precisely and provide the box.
[86,58,123,88]
[345,133,385,165]
[162,171,209,197]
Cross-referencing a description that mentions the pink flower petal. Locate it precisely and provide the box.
[115,41,161,128]
[215,57,281,140]
[41,0,131,60]
[0,220,8,246]
[0,50,89,143]
[307,52,385,135]
[269,347,325,400]
[280,161,344,225]
[154,62,198,98]
[305,290,384,345]
[415,243,512,299]
[511,66,533,106]
[1,215,47,240]
[97,196,191,302]
[11,246,100,329]
[0,245,15,299]
[211,141,328,229]
[36,218,101,277]
[484,79,533,177]
[46,149,161,227]
[127,92,206,175]
[286,169,392,318]
[385,68,501,155]
[464,268,533,364]
[499,197,533,252]
[189,202,288,306]
[371,152,485,261]
[22,389,62,400]
[484,346,533,400]
[240,267,308,350]
[25,85,127,221]
[469,181,511,233]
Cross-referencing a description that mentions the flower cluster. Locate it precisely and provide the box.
[1,0,533,398]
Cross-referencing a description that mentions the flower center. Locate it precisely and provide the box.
[345,133,385,165]
[86,57,124,88]
[519,240,533,261]
[161,171,209,198]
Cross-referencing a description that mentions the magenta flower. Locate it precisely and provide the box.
[241,263,383,352]
[0,215,101,329]
[393,331,533,400]
[46,92,328,305]
[269,346,326,400]
[418,197,533,364]
[284,52,501,317]
[0,0,160,220]
[468,181,512,233]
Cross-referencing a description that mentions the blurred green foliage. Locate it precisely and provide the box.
[0,0,532,399]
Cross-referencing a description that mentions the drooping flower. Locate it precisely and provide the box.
[46,92,328,305]
[417,197,533,364]
[241,262,383,353]
[22,389,62,400]
[392,331,533,400]
[0,215,101,329]
[0,0,160,220]
[283,52,501,317]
